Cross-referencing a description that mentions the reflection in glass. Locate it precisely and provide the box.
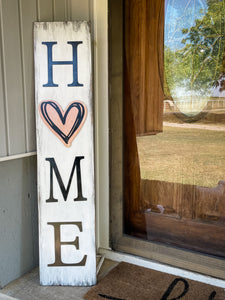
[123,0,225,257]
[164,0,225,118]
[134,0,225,256]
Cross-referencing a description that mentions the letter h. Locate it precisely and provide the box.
[42,41,83,87]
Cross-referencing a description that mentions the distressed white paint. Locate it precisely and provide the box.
[34,22,96,286]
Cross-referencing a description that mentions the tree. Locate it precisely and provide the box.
[164,0,225,99]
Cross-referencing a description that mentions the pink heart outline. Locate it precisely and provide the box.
[39,100,87,147]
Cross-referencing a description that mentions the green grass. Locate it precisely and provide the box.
[137,126,225,187]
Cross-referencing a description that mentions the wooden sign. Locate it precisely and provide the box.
[34,22,96,286]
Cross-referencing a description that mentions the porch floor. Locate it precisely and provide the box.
[0,258,118,300]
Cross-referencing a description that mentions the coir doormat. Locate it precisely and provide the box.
[84,262,225,300]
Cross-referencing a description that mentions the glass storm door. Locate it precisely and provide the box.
[124,0,225,257]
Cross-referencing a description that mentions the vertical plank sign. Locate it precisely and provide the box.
[34,22,96,286]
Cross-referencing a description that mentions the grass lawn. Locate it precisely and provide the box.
[137,125,225,187]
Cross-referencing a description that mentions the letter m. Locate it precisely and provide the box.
[45,156,87,202]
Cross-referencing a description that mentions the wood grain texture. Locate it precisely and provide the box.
[128,179,225,257]
[141,179,225,221]
[34,21,96,286]
[124,60,141,232]
[124,0,164,135]
[140,211,225,258]
[124,0,164,237]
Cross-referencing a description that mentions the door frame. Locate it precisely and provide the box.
[93,0,110,250]
[108,0,225,281]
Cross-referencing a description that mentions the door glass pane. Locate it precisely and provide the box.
[125,0,225,257]
[164,0,225,119]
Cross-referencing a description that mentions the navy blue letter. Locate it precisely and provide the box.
[46,156,87,202]
[42,41,83,87]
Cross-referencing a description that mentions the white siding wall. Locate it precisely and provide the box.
[0,0,93,158]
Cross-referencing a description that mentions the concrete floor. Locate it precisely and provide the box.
[0,258,118,300]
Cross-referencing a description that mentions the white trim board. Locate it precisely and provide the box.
[93,0,109,250]
[98,248,225,289]
[0,152,37,162]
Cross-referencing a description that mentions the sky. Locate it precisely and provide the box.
[165,0,208,50]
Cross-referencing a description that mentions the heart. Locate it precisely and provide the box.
[39,100,87,147]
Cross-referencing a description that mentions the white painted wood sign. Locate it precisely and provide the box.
[34,22,96,286]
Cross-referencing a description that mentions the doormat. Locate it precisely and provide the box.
[84,262,225,300]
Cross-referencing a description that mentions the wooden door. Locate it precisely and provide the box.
[124,0,225,258]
